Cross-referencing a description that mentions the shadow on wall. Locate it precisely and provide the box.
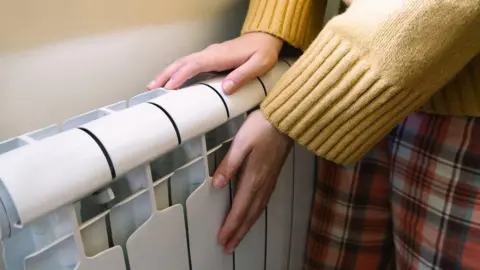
[0,0,248,140]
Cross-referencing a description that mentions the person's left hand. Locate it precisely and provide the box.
[212,110,293,254]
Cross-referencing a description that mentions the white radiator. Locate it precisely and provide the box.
[0,59,316,270]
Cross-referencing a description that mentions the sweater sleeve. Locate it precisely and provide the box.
[260,0,480,165]
[241,0,325,50]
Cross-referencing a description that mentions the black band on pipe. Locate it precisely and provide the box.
[147,102,182,145]
[283,59,292,67]
[256,77,267,96]
[198,83,230,119]
[78,127,116,179]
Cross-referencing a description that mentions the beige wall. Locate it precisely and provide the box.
[0,0,248,140]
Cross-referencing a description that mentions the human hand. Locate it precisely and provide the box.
[146,32,283,94]
[212,110,293,254]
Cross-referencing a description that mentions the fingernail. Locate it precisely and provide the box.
[226,246,235,254]
[213,175,226,188]
[223,80,234,94]
[146,80,156,89]
[219,237,227,246]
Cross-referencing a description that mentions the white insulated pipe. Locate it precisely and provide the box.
[0,59,294,240]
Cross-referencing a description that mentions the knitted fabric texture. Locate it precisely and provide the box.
[242,0,480,164]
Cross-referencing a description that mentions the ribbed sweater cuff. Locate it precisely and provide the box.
[261,30,421,165]
[241,0,316,50]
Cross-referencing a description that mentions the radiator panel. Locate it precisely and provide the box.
[0,60,317,270]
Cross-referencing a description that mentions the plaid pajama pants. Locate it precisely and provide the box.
[305,112,480,270]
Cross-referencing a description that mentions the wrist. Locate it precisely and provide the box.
[262,32,284,55]
[244,31,283,55]
[257,110,293,145]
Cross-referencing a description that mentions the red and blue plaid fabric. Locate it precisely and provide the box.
[305,112,480,270]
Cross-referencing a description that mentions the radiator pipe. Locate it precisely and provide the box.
[0,59,295,240]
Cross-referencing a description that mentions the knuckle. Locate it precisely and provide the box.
[250,178,264,193]
[259,57,271,67]
[206,43,221,51]
[231,136,249,153]
[180,65,196,77]
[206,44,227,58]
[185,53,199,64]
[190,59,203,70]
[260,55,276,68]
[229,214,242,226]
[176,56,188,65]
[192,51,204,59]
[183,59,205,73]
[192,53,213,69]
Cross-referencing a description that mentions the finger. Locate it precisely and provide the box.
[223,197,266,254]
[222,53,271,95]
[217,167,256,246]
[164,61,206,90]
[212,140,250,189]
[146,58,186,90]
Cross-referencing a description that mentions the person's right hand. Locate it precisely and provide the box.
[146,32,283,95]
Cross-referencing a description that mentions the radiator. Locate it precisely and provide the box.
[0,58,316,270]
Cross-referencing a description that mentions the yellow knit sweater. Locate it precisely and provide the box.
[242,0,480,165]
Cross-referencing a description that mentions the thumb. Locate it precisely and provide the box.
[212,143,250,189]
[222,53,271,95]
